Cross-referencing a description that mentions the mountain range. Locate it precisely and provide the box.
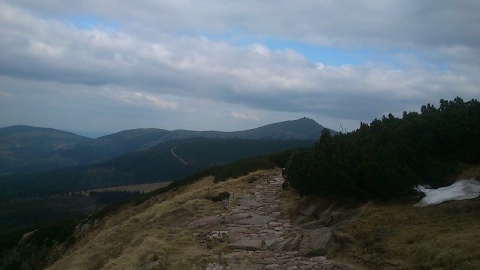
[0,118,334,176]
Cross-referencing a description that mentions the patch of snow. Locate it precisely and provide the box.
[414,179,480,207]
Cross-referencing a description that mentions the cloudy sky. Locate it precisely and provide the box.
[1,1,479,137]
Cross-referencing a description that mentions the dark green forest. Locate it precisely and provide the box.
[0,138,313,198]
[286,97,480,200]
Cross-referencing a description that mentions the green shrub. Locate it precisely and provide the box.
[287,98,480,201]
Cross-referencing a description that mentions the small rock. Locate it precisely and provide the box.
[311,256,328,263]
[206,230,229,241]
[300,220,324,230]
[265,264,280,269]
[74,222,91,238]
[140,260,161,270]
[204,262,225,270]
[263,238,276,248]
[268,221,283,227]
[236,215,275,225]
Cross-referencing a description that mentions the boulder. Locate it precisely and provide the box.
[299,227,334,257]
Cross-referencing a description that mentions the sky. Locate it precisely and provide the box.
[1,1,479,138]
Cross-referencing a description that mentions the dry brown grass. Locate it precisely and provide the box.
[277,164,480,270]
[335,197,480,269]
[47,171,270,270]
[48,166,480,270]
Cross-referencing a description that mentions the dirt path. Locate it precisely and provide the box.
[171,145,189,165]
[205,171,353,270]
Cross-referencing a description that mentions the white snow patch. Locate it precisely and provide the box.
[414,179,480,207]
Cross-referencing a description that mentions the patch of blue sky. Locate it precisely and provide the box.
[260,37,370,66]
[202,33,411,68]
[257,38,429,69]
[64,15,117,32]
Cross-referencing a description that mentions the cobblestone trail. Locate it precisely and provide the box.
[205,172,354,270]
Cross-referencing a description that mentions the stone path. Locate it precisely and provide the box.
[205,172,354,270]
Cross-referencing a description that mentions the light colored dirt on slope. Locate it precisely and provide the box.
[87,182,172,193]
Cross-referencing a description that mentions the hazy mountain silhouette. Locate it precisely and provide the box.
[0,118,334,175]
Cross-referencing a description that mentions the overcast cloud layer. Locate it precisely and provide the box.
[1,1,479,137]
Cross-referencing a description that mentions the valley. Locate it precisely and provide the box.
[0,119,320,250]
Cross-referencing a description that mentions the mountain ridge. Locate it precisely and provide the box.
[1,118,334,175]
[1,137,315,196]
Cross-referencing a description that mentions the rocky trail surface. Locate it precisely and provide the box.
[46,170,360,270]
[203,172,355,270]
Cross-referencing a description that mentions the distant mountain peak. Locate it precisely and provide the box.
[235,118,335,140]
[0,119,336,175]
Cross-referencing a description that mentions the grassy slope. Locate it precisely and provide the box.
[335,198,480,269]
[47,170,275,270]
[45,165,480,270]
[333,163,480,269]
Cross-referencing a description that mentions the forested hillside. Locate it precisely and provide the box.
[287,97,480,200]
[0,126,90,175]
[0,118,328,176]
[0,138,314,197]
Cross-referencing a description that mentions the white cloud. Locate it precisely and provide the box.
[102,90,178,110]
[1,1,479,134]
[231,111,260,121]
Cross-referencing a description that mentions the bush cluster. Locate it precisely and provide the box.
[286,97,480,200]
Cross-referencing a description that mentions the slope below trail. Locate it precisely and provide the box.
[46,169,359,269]
[205,171,355,270]
[44,166,480,269]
